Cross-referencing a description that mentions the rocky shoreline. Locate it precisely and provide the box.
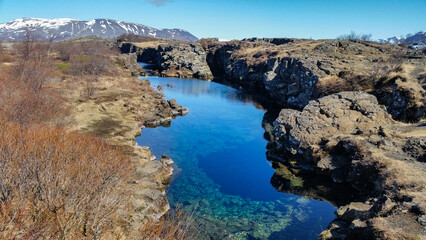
[61,66,188,233]
[119,38,425,239]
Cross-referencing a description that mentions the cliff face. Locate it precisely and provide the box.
[203,38,425,119]
[268,92,426,239]
[120,38,425,120]
[205,40,319,108]
[119,41,213,80]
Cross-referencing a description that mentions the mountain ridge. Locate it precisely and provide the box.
[379,31,426,44]
[0,17,198,42]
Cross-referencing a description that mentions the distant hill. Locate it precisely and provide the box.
[0,18,198,42]
[379,31,425,44]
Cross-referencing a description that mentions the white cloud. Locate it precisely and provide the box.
[147,0,172,6]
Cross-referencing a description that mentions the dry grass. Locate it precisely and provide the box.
[118,34,161,43]
[315,74,376,96]
[0,53,16,63]
[372,213,425,240]
[130,41,169,49]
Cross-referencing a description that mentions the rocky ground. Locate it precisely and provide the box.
[120,38,425,239]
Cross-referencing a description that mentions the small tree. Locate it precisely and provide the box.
[16,28,39,61]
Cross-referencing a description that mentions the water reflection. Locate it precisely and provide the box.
[136,76,336,240]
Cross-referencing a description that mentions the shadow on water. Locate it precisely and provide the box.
[135,73,349,239]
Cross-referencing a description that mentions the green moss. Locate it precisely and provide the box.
[57,62,70,73]
[275,163,304,188]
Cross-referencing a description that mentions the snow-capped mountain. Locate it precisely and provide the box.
[0,18,198,42]
[378,36,402,45]
[379,31,425,44]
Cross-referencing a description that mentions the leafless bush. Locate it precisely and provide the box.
[0,120,131,239]
[140,204,197,240]
[69,54,111,77]
[54,42,75,61]
[370,53,404,80]
[53,41,118,60]
[9,29,55,93]
[337,31,373,41]
[85,76,97,97]
[0,77,69,126]
[69,54,112,97]
[9,57,54,93]
[14,28,41,61]
[79,41,119,56]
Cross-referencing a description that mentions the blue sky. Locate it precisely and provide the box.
[0,0,424,40]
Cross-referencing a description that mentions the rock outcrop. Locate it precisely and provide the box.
[267,92,426,239]
[270,92,394,162]
[374,76,426,122]
[263,57,319,108]
[118,53,146,76]
[120,38,426,118]
[119,41,213,80]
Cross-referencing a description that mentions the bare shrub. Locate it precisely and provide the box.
[197,38,219,49]
[10,31,55,93]
[9,56,54,93]
[140,204,197,240]
[69,54,110,77]
[337,31,373,41]
[54,42,75,61]
[85,76,97,97]
[370,53,404,81]
[69,54,113,97]
[0,120,131,239]
[14,28,41,61]
[52,40,118,62]
[0,77,68,126]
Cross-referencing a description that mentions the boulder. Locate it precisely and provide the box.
[264,57,319,108]
[272,91,394,159]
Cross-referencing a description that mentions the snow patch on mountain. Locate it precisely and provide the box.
[0,17,198,42]
[379,31,426,44]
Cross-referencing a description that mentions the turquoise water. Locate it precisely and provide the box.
[136,76,336,239]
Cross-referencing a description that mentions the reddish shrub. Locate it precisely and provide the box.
[0,120,131,239]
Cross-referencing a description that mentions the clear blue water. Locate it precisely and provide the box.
[136,76,336,239]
